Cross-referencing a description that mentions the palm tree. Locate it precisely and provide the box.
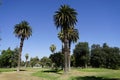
[50,44,56,54]
[14,21,32,72]
[67,27,79,71]
[58,31,64,54]
[25,53,29,68]
[58,27,79,71]
[54,5,77,73]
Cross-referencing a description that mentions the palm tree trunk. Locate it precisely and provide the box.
[67,49,70,71]
[25,59,27,68]
[17,37,24,72]
[64,33,68,74]
[67,42,71,71]
[62,42,64,70]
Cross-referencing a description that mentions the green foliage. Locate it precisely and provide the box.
[14,21,32,39]
[54,5,77,29]
[25,53,29,60]
[90,43,120,69]
[49,52,64,69]
[54,4,78,73]
[40,57,52,68]
[90,44,106,68]
[0,47,18,68]
[50,44,56,54]
[73,42,89,67]
[30,56,39,67]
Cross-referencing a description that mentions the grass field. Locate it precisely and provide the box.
[0,68,120,80]
[0,68,15,73]
[32,68,120,80]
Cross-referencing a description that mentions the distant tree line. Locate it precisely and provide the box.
[0,42,120,70]
[72,42,120,69]
[49,42,120,70]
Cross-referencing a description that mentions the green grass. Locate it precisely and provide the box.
[0,68,120,80]
[32,69,62,80]
[32,68,120,80]
[69,68,120,80]
[0,68,15,73]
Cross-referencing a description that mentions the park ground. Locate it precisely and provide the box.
[0,68,120,80]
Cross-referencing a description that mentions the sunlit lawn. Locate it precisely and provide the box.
[0,68,120,80]
[32,68,120,80]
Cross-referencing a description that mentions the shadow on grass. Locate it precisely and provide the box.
[14,69,26,71]
[42,69,62,75]
[72,76,120,80]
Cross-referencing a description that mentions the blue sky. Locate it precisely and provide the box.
[0,0,120,60]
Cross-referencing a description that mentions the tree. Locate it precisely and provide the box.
[73,42,89,68]
[0,48,13,68]
[40,57,52,68]
[54,5,77,73]
[14,21,32,72]
[67,27,79,70]
[49,52,64,69]
[12,47,19,67]
[50,44,56,54]
[58,28,79,70]
[90,43,120,69]
[25,53,29,68]
[58,31,64,53]
[30,56,39,67]
[102,43,120,69]
[90,44,106,68]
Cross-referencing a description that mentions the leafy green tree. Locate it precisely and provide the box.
[12,47,19,67]
[25,53,29,68]
[30,56,39,67]
[0,47,19,68]
[54,5,77,73]
[0,48,14,68]
[40,57,52,68]
[73,42,89,68]
[14,21,32,71]
[70,54,75,67]
[49,52,64,69]
[90,44,106,68]
[90,43,120,69]
[102,43,120,69]
[50,44,56,54]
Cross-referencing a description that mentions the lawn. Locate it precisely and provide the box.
[32,68,120,80]
[0,68,15,73]
[0,68,120,80]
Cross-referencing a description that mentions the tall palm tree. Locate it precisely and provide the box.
[67,27,79,71]
[50,44,56,54]
[58,27,79,71]
[54,5,77,73]
[25,53,29,68]
[14,21,32,72]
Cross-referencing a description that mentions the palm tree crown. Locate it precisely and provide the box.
[50,44,56,54]
[54,5,77,30]
[14,21,32,39]
[68,27,79,44]
[25,53,29,60]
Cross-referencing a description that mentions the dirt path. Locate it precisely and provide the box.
[0,71,44,80]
